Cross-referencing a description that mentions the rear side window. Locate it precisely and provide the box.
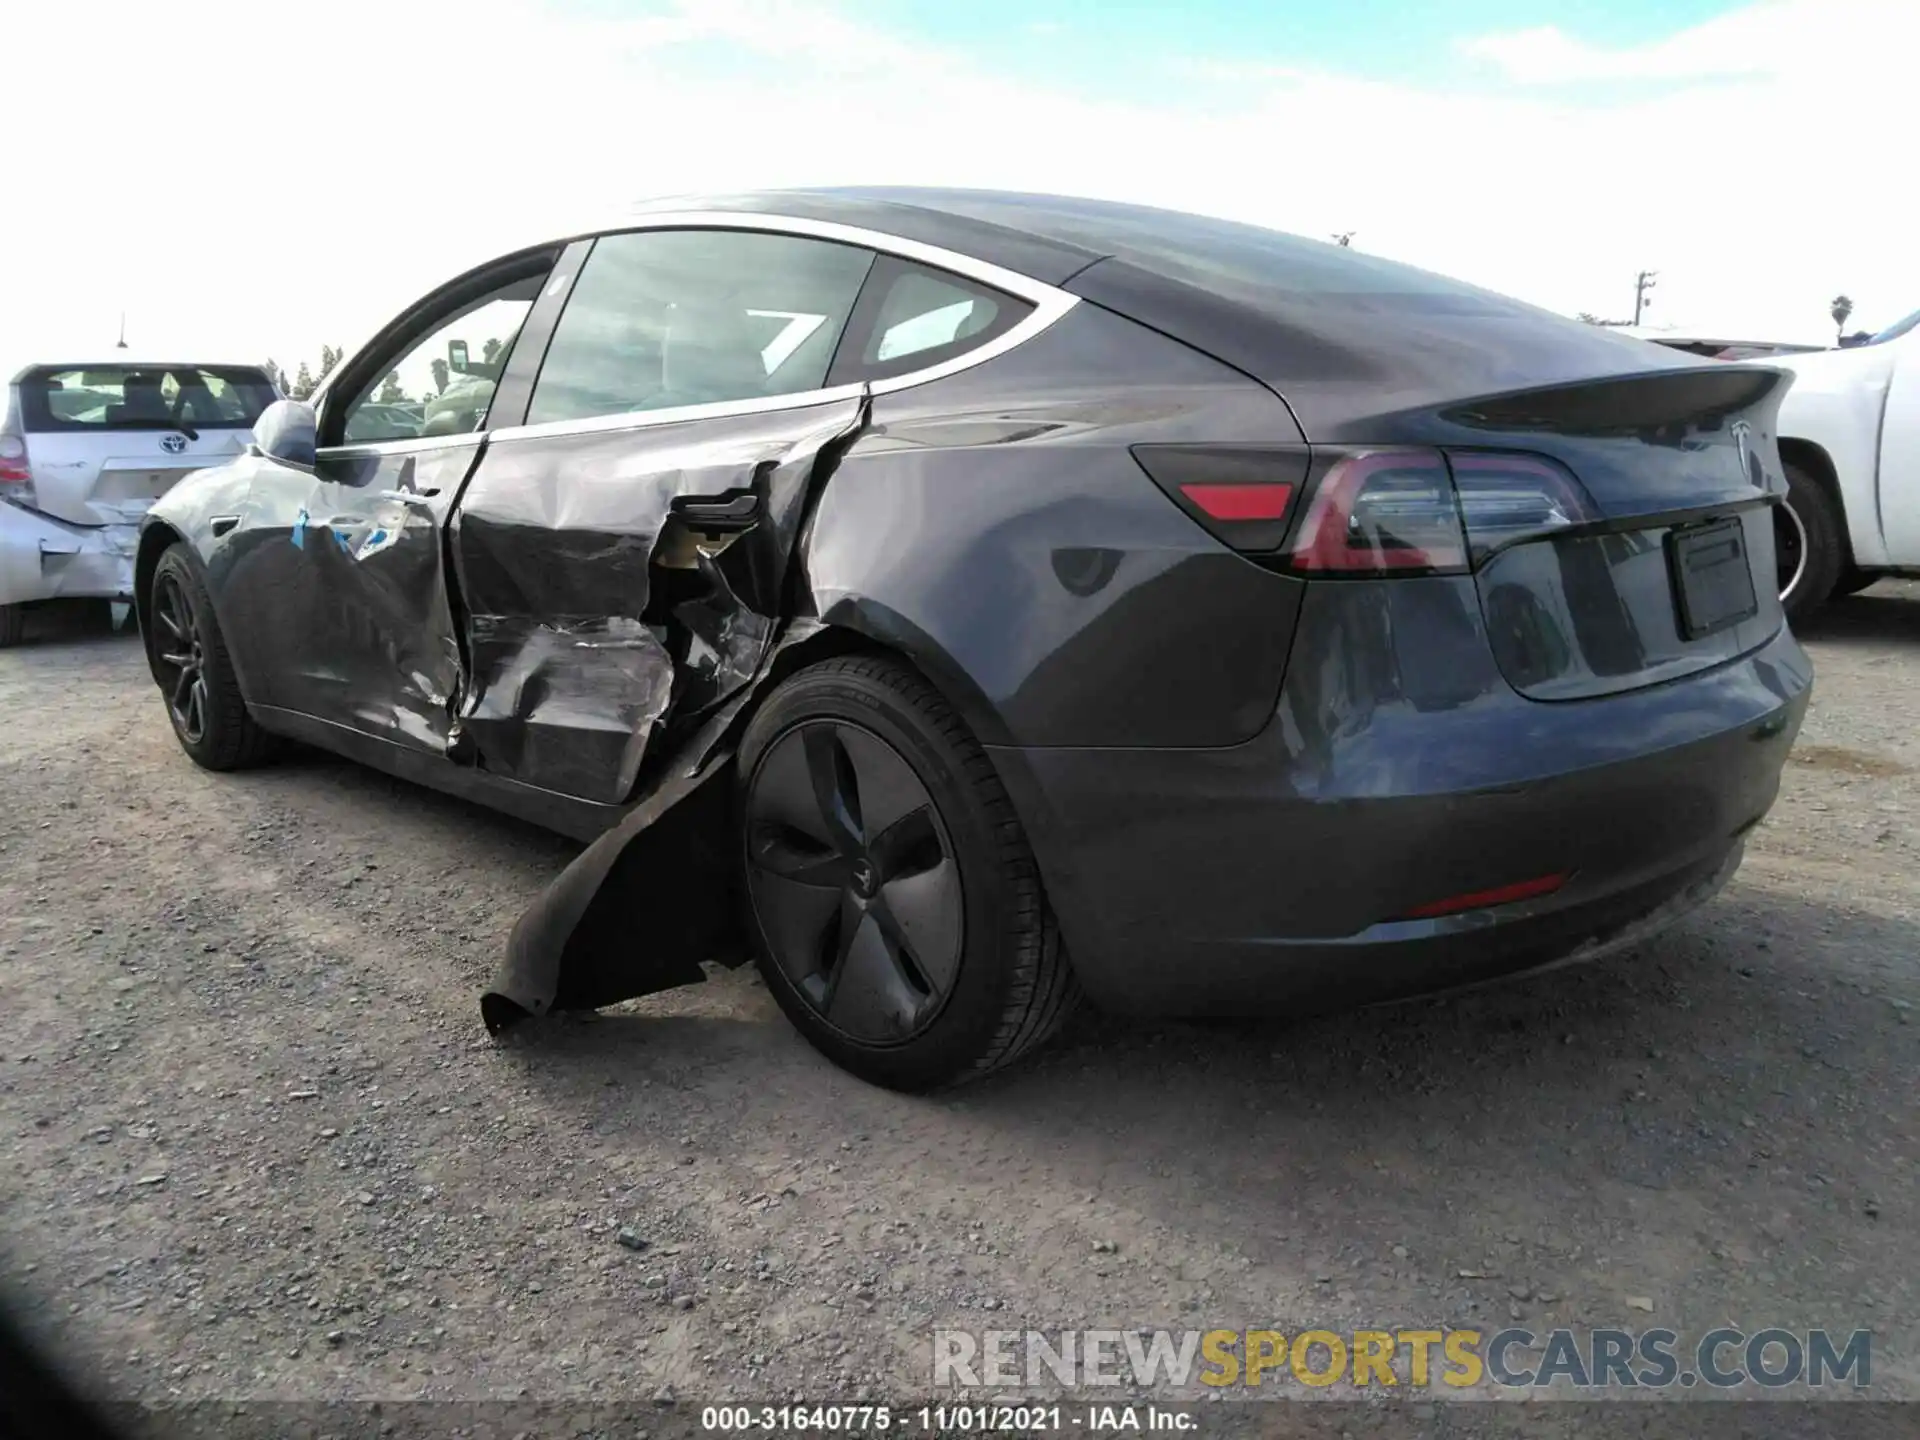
[525,229,875,425]
[18,365,277,432]
[833,259,1032,383]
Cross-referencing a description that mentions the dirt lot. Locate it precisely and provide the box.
[1,588,1916,1429]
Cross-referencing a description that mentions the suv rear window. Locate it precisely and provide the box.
[18,365,278,433]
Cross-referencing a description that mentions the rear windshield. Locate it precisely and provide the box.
[1078,205,1604,327]
[972,193,1680,425]
[17,365,278,432]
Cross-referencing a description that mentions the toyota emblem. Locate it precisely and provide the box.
[160,433,188,454]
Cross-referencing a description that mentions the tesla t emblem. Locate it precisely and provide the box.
[1729,419,1762,487]
[160,433,188,454]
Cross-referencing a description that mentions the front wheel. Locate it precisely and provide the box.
[735,655,1079,1091]
[1776,461,1845,624]
[147,545,277,770]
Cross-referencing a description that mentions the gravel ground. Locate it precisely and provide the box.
[0,588,1916,1430]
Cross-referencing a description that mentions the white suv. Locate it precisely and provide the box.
[0,360,279,645]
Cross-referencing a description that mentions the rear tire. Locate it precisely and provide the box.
[0,603,22,648]
[735,655,1078,1091]
[1778,460,1844,624]
[147,544,277,771]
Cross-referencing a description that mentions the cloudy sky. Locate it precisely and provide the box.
[1,0,1909,376]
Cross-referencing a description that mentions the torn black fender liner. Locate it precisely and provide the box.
[481,756,736,1030]
[480,619,826,1032]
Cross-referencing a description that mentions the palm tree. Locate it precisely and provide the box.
[1830,295,1854,344]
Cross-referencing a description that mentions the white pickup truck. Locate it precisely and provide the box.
[1765,309,1920,619]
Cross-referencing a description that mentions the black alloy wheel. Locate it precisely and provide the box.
[735,655,1080,1091]
[147,543,277,770]
[743,719,963,1044]
[151,569,210,745]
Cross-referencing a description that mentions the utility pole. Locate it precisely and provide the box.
[1632,270,1658,326]
[115,312,128,350]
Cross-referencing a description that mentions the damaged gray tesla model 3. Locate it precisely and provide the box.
[135,189,1812,1091]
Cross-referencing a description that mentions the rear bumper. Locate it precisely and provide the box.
[988,590,1811,1016]
[0,501,138,605]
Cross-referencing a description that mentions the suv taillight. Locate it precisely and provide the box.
[0,435,32,496]
[0,386,32,502]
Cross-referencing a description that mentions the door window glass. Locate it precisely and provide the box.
[339,279,540,445]
[525,229,874,425]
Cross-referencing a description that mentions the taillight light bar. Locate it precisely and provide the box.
[1446,451,1599,563]
[1288,450,1467,574]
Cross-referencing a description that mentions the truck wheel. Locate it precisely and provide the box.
[1778,461,1844,624]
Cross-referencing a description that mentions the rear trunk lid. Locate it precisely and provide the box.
[1062,222,1794,703]
[1442,367,1790,701]
[10,364,276,525]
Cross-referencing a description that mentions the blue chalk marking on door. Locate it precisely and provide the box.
[291,509,307,549]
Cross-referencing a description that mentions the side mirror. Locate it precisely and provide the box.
[251,399,318,469]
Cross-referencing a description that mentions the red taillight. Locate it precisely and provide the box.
[1288,450,1467,574]
[0,433,29,486]
[1131,444,1310,554]
[1179,482,1294,520]
[1138,443,1599,575]
[1398,872,1569,921]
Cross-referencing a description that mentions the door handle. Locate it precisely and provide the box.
[377,488,441,507]
[210,515,240,537]
[670,490,761,532]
